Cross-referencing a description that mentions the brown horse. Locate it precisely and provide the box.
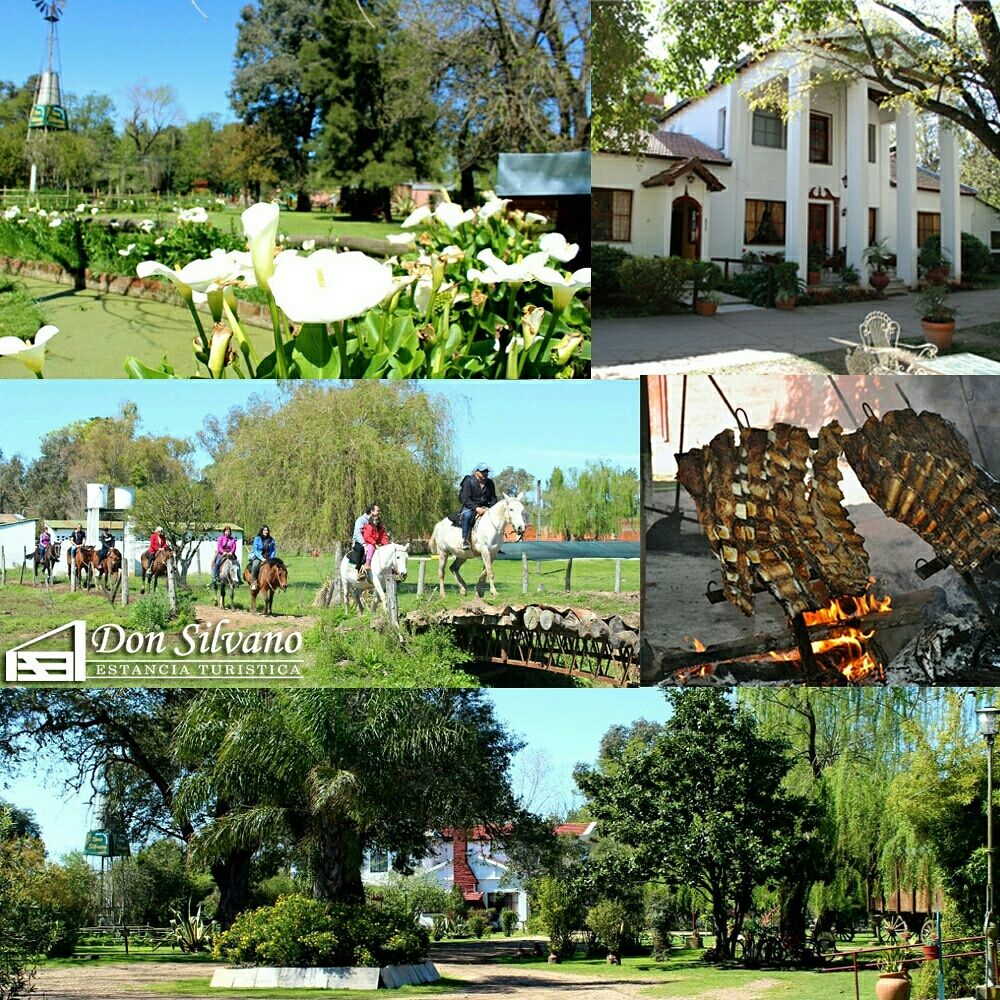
[140,548,171,594]
[97,547,123,592]
[31,540,61,585]
[244,558,288,615]
[68,545,98,590]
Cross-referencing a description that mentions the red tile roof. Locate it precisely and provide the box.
[889,154,976,195]
[553,822,592,836]
[643,130,732,164]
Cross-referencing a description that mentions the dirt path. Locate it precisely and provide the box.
[32,958,676,999]
[195,604,316,632]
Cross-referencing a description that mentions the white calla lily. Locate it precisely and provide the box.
[539,232,579,263]
[434,202,474,229]
[118,244,137,256]
[0,325,58,376]
[533,266,591,311]
[401,206,432,228]
[478,197,510,220]
[178,206,209,223]
[301,239,316,251]
[268,249,394,324]
[139,219,155,233]
[242,202,281,292]
[3,206,20,220]
[48,217,62,228]
[386,232,416,245]
[524,212,548,224]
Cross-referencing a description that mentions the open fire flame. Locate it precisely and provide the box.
[681,584,893,683]
[765,588,893,680]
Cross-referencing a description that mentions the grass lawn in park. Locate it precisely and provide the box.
[0,276,273,380]
[497,949,880,999]
[43,944,215,967]
[96,209,400,242]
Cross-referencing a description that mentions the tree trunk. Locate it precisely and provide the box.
[296,189,311,213]
[212,847,253,928]
[309,821,365,903]
[459,165,476,207]
[779,878,810,955]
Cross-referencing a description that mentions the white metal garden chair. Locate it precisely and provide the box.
[830,310,939,374]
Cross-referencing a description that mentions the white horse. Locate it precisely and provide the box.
[212,553,241,610]
[429,493,527,599]
[340,542,410,614]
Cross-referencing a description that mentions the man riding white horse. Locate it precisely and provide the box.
[459,463,496,550]
[430,474,527,599]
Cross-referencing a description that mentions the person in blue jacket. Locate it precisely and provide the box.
[248,525,277,592]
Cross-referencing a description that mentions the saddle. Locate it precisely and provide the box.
[448,510,480,527]
[346,542,364,568]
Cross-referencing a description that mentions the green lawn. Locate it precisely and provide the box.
[147,978,465,998]
[96,209,399,242]
[44,944,214,967]
[0,276,272,380]
[0,554,637,688]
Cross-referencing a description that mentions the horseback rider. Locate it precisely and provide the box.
[360,510,390,578]
[97,525,115,563]
[210,526,238,585]
[67,524,86,560]
[459,463,497,550]
[352,504,377,578]
[37,526,51,560]
[248,525,277,592]
[147,526,169,560]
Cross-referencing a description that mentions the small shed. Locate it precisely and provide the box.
[495,152,591,265]
[0,517,40,568]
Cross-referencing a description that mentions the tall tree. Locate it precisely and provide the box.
[205,383,456,550]
[173,689,526,902]
[576,690,823,961]
[302,0,442,220]
[230,0,324,210]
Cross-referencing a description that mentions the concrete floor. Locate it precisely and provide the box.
[594,286,1000,377]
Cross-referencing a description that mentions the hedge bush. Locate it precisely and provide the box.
[592,244,632,295]
[212,895,429,968]
[616,255,690,314]
[919,231,994,281]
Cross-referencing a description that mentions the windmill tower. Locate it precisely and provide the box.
[27,0,69,194]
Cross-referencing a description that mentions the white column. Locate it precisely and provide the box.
[895,104,919,287]
[845,79,870,274]
[938,116,962,281]
[785,60,811,272]
[729,83,749,253]
[879,120,893,240]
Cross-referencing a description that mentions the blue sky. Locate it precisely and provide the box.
[9,0,246,123]
[4,688,669,858]
[0,381,639,483]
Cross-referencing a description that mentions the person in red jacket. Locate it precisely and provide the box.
[360,511,390,579]
[147,526,169,559]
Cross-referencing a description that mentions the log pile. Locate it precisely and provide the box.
[405,602,640,657]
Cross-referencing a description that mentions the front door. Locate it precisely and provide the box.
[808,203,829,253]
[670,196,701,259]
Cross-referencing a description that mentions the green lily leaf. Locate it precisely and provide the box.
[124,356,177,379]
[292,323,341,378]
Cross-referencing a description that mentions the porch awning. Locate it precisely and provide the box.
[642,157,727,193]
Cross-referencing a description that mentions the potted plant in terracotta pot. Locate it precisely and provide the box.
[874,948,911,1000]
[918,238,951,285]
[807,242,826,286]
[863,239,893,292]
[772,261,805,310]
[917,283,957,351]
[696,291,722,316]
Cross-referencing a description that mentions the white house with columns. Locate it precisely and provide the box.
[593,48,1000,286]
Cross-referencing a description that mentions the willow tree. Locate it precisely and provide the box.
[172,690,527,903]
[203,383,456,551]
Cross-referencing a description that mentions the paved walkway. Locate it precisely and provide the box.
[31,955,669,1000]
[593,287,1000,377]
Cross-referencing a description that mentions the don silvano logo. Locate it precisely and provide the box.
[5,620,304,683]
[5,621,87,682]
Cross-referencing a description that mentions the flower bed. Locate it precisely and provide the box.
[0,194,591,379]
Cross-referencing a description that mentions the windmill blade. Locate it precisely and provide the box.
[31,0,66,21]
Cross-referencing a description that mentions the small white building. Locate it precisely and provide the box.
[593,47,1000,285]
[362,823,596,926]
[2,518,244,579]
